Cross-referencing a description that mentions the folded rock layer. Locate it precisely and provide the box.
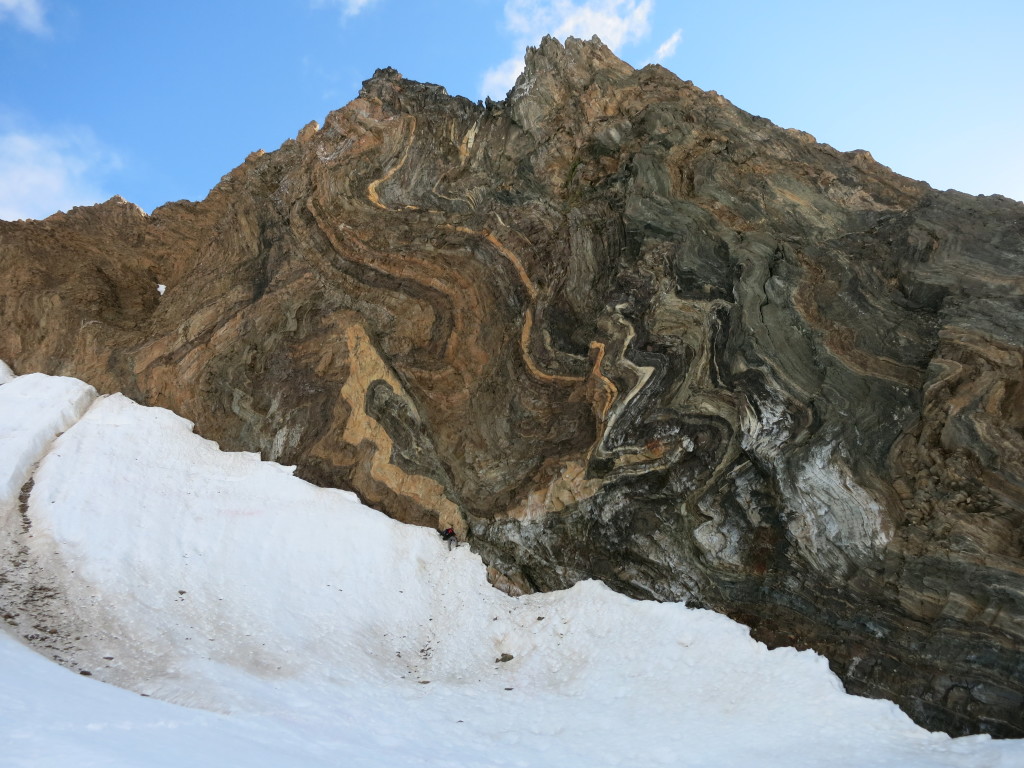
[2,36,1022,737]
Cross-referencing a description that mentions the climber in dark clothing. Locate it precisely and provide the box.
[440,527,457,550]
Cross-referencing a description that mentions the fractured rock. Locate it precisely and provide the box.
[1,35,1022,737]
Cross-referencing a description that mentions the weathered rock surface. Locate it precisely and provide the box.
[1,36,1022,737]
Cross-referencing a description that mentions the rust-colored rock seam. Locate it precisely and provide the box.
[1,35,1022,737]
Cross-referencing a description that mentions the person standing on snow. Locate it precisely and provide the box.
[440,527,457,550]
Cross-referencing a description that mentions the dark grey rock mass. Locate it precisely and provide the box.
[2,36,1022,737]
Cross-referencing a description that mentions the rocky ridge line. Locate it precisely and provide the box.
[1,36,1022,737]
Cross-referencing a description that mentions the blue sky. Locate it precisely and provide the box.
[1,0,1021,219]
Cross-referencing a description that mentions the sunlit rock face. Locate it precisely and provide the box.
[1,36,1022,737]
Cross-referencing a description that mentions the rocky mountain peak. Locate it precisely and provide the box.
[519,34,632,84]
[1,39,1022,739]
[508,35,635,136]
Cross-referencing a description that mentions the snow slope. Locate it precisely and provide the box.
[1,366,1021,767]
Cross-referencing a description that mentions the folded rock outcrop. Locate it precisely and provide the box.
[1,36,1022,737]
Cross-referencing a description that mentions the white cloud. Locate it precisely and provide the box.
[652,28,681,63]
[0,0,47,34]
[482,0,654,97]
[0,124,122,221]
[312,0,379,19]
[481,56,527,100]
[506,0,652,49]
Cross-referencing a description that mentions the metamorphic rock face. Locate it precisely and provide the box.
[1,36,1023,737]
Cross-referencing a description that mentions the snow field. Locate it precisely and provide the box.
[1,366,1022,767]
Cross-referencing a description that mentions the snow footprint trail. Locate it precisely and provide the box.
[1,366,1023,767]
[0,371,97,505]
[0,371,98,668]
